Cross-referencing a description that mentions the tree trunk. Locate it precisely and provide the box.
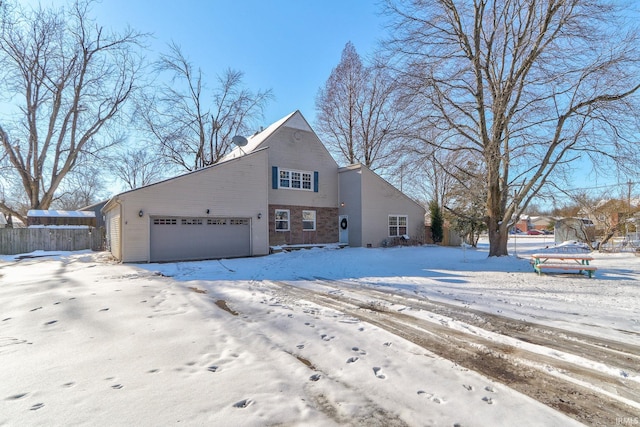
[487,218,509,257]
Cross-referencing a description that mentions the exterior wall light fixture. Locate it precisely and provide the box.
[138,210,143,217]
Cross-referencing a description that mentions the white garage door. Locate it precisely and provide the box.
[150,217,250,262]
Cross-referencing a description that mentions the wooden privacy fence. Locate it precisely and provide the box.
[0,228,104,255]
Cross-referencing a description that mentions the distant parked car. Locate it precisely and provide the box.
[527,229,543,235]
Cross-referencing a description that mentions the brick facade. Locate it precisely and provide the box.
[269,204,338,246]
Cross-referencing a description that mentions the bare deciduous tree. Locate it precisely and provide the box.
[0,0,146,224]
[385,0,640,256]
[316,42,401,171]
[139,42,273,172]
[52,164,107,210]
[111,146,169,191]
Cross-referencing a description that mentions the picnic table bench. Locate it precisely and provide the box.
[531,253,597,278]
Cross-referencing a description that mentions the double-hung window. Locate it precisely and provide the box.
[275,168,314,191]
[388,215,408,237]
[275,209,290,231]
[302,210,316,231]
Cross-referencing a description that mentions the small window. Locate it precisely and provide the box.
[279,170,290,188]
[275,209,290,231]
[291,171,301,188]
[208,218,226,225]
[153,218,177,225]
[181,218,203,225]
[389,215,408,237]
[302,210,316,231]
[302,173,312,190]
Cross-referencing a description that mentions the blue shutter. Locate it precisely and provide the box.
[272,166,278,189]
[313,171,319,192]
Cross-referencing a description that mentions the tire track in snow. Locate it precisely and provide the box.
[267,279,640,426]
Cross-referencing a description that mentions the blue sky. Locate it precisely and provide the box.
[92,0,387,127]
[16,0,639,197]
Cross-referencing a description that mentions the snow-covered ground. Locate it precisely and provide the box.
[1,237,638,426]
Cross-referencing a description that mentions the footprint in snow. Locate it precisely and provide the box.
[347,357,359,364]
[309,374,321,382]
[207,365,219,373]
[296,344,305,350]
[351,347,367,355]
[99,308,109,312]
[462,384,474,391]
[44,320,57,326]
[485,386,497,393]
[482,396,494,404]
[320,334,334,341]
[233,399,252,408]
[6,393,28,400]
[373,367,386,379]
[111,384,123,389]
[30,403,44,411]
[30,307,43,312]
[417,391,444,403]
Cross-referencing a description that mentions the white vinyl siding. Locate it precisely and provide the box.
[105,148,269,262]
[107,212,121,260]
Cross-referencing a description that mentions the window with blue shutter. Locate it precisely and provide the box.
[272,167,317,192]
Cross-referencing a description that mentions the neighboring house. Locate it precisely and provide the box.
[0,213,6,228]
[103,111,425,263]
[513,216,532,232]
[81,200,109,229]
[530,216,555,231]
[27,210,96,227]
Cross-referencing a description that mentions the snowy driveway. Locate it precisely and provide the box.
[1,239,639,426]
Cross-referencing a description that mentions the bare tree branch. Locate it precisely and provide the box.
[385,0,640,256]
[139,42,273,172]
[0,0,146,222]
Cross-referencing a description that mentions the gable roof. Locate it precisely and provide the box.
[222,110,313,161]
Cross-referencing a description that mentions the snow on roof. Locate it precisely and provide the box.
[27,209,95,218]
[221,110,312,161]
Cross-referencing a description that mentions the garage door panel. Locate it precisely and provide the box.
[150,217,250,262]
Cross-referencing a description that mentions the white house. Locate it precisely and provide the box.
[103,111,425,262]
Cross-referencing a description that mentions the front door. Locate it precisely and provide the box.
[339,215,349,244]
